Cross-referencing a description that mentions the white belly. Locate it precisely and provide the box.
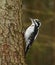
[24,25,34,43]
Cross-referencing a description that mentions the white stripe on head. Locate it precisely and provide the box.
[34,19,41,28]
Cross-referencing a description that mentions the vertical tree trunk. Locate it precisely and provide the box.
[0,0,27,65]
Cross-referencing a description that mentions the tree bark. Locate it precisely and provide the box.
[0,0,27,65]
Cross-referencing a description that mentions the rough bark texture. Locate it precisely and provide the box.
[0,0,26,65]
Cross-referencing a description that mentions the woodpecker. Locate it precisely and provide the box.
[24,18,41,54]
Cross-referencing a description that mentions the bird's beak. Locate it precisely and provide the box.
[29,18,33,21]
[29,18,34,23]
[29,18,33,22]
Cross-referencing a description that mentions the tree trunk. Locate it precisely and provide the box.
[0,0,27,65]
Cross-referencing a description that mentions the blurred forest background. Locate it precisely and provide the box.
[22,0,55,65]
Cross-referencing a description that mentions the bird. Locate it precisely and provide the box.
[24,18,41,54]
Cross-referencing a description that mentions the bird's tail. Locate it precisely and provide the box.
[25,44,30,54]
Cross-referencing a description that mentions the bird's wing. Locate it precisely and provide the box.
[28,31,34,44]
[34,30,39,40]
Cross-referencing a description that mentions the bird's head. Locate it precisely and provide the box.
[30,18,41,28]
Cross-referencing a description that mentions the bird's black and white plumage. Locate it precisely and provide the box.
[24,18,41,54]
